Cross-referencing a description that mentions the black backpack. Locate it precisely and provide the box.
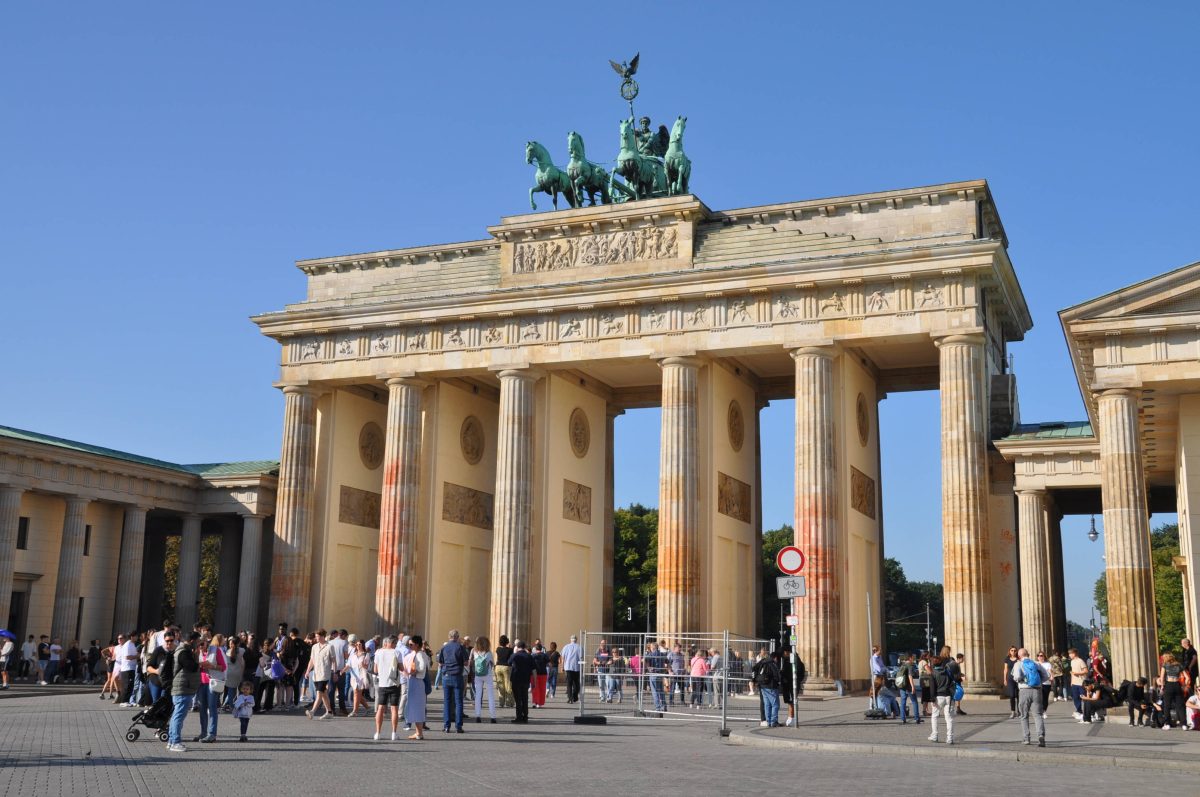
[933,664,954,696]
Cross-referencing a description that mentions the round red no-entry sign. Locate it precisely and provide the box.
[776,546,806,575]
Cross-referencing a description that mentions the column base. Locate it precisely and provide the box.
[963,681,1002,696]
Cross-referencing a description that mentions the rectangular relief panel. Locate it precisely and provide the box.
[338,486,381,529]
[441,482,495,530]
[717,472,752,523]
[562,479,592,524]
[850,466,876,520]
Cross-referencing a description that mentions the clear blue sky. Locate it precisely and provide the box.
[2,3,1196,630]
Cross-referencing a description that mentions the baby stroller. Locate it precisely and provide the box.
[125,694,173,742]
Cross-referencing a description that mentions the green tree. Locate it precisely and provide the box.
[882,557,944,654]
[613,504,658,632]
[1093,522,1186,651]
[160,532,222,628]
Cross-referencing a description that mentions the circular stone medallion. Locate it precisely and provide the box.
[460,415,484,465]
[856,392,870,447]
[727,400,744,452]
[569,407,590,458]
[359,422,384,470]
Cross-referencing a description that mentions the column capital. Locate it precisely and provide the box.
[385,375,430,389]
[1015,487,1048,497]
[787,343,838,360]
[0,484,24,498]
[64,495,90,512]
[605,405,626,420]
[278,383,318,396]
[491,365,545,381]
[656,355,703,369]
[1096,387,1140,401]
[124,502,154,513]
[933,332,986,348]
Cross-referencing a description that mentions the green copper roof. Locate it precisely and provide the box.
[1001,421,1094,441]
[0,424,277,479]
[183,461,279,478]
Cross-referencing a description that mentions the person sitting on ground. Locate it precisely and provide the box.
[1124,677,1148,726]
[1078,678,1112,723]
[874,675,900,719]
[1185,687,1200,730]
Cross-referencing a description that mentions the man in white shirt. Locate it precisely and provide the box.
[150,620,172,655]
[304,629,336,720]
[48,638,64,684]
[0,636,14,689]
[372,636,401,741]
[561,635,582,704]
[329,629,349,716]
[20,635,36,681]
[117,632,139,706]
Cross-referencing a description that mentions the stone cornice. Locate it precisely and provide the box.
[254,238,1006,338]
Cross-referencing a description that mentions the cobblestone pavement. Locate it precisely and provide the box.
[1,685,1194,796]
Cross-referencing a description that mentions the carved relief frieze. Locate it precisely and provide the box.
[686,302,709,328]
[866,289,889,313]
[559,315,582,339]
[728,298,752,325]
[645,305,668,332]
[442,482,494,530]
[562,479,592,524]
[819,291,846,317]
[776,293,800,320]
[300,338,322,361]
[445,325,466,348]
[727,400,745,452]
[915,282,944,309]
[339,485,382,530]
[850,466,876,519]
[483,323,504,345]
[513,225,678,273]
[370,331,393,355]
[405,327,429,352]
[520,318,542,341]
[717,472,752,523]
[336,336,356,358]
[599,311,624,336]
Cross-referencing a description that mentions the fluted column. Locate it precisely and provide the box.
[603,405,622,631]
[489,369,539,644]
[1016,489,1052,655]
[269,385,319,631]
[791,346,839,688]
[937,334,995,690]
[376,377,425,634]
[112,505,150,635]
[235,514,265,633]
[656,357,701,639]
[51,496,90,642]
[1097,388,1158,683]
[175,514,203,632]
[0,485,25,632]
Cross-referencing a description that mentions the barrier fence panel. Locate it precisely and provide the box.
[579,630,771,733]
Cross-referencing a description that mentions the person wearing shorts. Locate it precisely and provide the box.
[372,636,402,740]
[304,629,335,720]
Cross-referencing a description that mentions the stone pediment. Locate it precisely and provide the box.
[1061,260,1200,322]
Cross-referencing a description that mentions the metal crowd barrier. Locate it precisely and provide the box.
[579,630,771,734]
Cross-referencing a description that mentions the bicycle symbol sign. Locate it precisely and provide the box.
[775,575,807,599]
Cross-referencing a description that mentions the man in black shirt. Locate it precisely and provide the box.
[509,640,534,723]
[494,635,514,709]
[146,633,177,701]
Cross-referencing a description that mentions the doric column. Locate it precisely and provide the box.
[753,398,766,637]
[936,334,995,690]
[214,520,241,633]
[791,346,840,688]
[603,405,623,631]
[175,514,203,632]
[0,485,25,632]
[1097,388,1158,683]
[112,505,150,635]
[489,369,539,644]
[269,385,319,631]
[1047,506,1068,653]
[236,514,265,634]
[376,377,425,634]
[51,496,90,642]
[656,356,701,638]
[1016,489,1052,655]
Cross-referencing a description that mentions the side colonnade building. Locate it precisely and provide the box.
[0,426,276,645]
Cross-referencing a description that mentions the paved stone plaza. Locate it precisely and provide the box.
[3,687,1197,795]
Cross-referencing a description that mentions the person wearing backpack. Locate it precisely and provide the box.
[471,636,497,723]
[1011,647,1046,747]
[927,655,957,744]
[751,650,782,727]
[898,654,921,724]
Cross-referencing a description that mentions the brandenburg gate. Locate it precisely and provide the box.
[253,179,1032,692]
